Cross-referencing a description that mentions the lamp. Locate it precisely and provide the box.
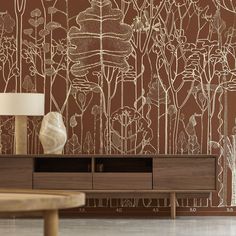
[0,93,45,154]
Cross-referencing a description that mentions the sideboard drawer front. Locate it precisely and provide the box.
[0,158,32,189]
[34,173,92,190]
[93,173,152,190]
[153,158,216,190]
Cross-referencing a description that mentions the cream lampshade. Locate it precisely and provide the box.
[0,93,45,154]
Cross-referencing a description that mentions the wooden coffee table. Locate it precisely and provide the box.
[0,189,85,236]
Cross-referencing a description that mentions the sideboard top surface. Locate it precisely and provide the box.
[0,154,218,159]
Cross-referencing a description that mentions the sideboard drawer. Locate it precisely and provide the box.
[93,173,152,190]
[0,158,33,188]
[33,173,92,190]
[153,158,216,190]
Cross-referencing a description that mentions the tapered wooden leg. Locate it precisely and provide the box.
[170,192,176,219]
[15,115,27,154]
[44,210,58,236]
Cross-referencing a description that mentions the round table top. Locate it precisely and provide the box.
[0,189,85,212]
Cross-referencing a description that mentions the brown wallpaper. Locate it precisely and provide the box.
[1,0,236,215]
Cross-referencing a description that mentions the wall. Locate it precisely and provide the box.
[1,0,236,215]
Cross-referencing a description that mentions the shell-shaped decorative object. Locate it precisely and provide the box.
[39,112,67,154]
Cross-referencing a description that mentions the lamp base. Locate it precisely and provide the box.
[15,116,27,154]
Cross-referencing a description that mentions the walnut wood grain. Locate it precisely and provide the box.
[0,190,85,236]
[34,173,92,190]
[170,192,176,219]
[0,158,32,188]
[44,210,58,236]
[93,173,152,190]
[153,158,216,190]
[0,154,217,158]
[0,189,85,212]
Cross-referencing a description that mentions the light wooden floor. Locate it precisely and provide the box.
[0,217,235,236]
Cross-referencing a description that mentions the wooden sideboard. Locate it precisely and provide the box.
[0,154,218,219]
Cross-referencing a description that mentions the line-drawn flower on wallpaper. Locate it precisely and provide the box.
[0,13,15,33]
[132,16,145,32]
[177,131,188,154]
[39,29,50,38]
[31,8,41,18]
[55,39,67,55]
[185,114,200,154]
[83,131,94,154]
[23,28,33,37]
[70,115,78,128]
[28,16,44,28]
[46,21,61,31]
[66,133,81,154]
[48,7,58,15]
[110,106,153,154]
[131,10,158,32]
[22,75,35,92]
[147,79,169,107]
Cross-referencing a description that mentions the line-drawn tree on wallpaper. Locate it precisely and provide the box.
[212,119,236,206]
[151,1,228,155]
[0,11,16,154]
[68,0,133,154]
[22,0,73,153]
[130,0,164,116]
[213,0,236,207]
[14,0,26,92]
[23,3,70,109]
[147,75,169,154]
[0,12,16,93]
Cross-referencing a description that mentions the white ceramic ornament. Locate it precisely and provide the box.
[39,112,67,154]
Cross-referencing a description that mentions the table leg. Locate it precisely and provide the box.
[170,192,176,219]
[44,210,59,236]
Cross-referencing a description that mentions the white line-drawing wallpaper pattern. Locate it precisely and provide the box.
[1,0,236,214]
